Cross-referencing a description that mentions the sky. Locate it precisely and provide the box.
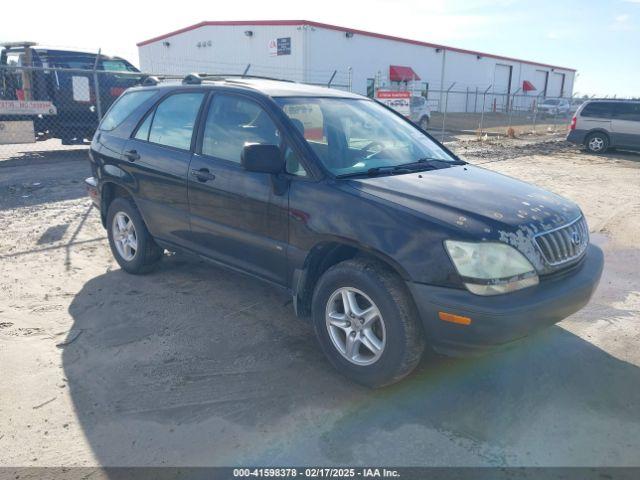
[2,0,639,97]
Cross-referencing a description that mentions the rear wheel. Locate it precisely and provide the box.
[312,258,425,387]
[585,132,609,154]
[106,197,163,274]
[419,116,430,130]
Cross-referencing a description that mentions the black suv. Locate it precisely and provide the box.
[86,74,604,387]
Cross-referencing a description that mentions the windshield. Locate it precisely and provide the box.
[275,97,458,177]
[100,60,138,72]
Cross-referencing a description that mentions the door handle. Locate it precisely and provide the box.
[190,168,216,182]
[124,149,140,162]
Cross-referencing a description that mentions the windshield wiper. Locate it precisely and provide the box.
[410,157,466,167]
[335,157,465,179]
[366,165,414,177]
[366,158,465,176]
[334,165,410,178]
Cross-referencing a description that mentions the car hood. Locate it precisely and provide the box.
[345,165,582,271]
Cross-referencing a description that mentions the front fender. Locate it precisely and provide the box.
[287,180,462,288]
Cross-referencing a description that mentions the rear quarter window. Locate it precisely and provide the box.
[580,102,614,118]
[100,90,156,131]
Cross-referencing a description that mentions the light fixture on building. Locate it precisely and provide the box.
[345,31,354,38]
[244,30,253,37]
[162,41,170,47]
[476,54,481,60]
[435,48,442,53]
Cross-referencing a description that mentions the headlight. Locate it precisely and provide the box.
[445,240,539,296]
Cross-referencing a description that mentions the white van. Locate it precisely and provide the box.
[567,100,640,153]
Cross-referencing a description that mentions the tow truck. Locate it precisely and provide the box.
[0,42,141,145]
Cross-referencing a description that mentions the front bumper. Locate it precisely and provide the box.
[407,244,604,356]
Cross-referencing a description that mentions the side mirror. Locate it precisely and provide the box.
[241,144,283,174]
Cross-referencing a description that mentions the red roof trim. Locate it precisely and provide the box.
[136,20,576,72]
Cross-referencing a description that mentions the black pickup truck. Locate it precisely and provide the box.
[86,74,603,387]
[1,45,141,144]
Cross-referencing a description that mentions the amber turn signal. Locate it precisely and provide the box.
[438,311,472,325]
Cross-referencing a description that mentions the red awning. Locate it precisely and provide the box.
[389,65,421,82]
[522,80,536,92]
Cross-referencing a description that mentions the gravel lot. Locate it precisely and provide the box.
[0,135,639,467]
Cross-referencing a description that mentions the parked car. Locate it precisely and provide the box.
[536,98,571,117]
[569,98,585,114]
[567,99,640,154]
[409,95,431,129]
[0,45,142,144]
[86,75,603,387]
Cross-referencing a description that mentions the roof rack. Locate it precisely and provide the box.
[142,76,160,86]
[181,72,295,85]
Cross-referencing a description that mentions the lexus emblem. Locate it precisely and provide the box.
[571,231,581,246]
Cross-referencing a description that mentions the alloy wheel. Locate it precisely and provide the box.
[588,136,604,152]
[112,211,138,261]
[325,287,386,366]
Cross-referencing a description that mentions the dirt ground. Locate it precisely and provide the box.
[0,134,639,467]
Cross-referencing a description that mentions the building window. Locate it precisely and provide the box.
[366,78,375,98]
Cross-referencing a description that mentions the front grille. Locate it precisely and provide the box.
[534,216,589,266]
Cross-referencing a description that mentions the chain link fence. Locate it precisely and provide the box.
[0,59,610,171]
[0,61,352,150]
[367,72,585,141]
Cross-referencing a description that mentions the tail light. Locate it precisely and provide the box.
[570,115,577,130]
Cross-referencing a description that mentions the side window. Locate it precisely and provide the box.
[100,90,156,131]
[148,92,204,150]
[202,94,281,163]
[613,103,640,122]
[581,102,613,118]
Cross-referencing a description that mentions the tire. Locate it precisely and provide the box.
[311,258,425,388]
[106,197,163,274]
[419,116,430,130]
[585,132,609,154]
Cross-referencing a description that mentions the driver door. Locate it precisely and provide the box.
[187,93,289,285]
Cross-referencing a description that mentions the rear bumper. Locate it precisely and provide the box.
[566,129,587,145]
[85,176,100,209]
[407,244,604,356]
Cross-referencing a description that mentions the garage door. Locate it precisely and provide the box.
[534,70,548,96]
[493,64,512,111]
[547,72,565,98]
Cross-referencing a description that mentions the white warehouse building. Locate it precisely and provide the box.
[137,20,576,113]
